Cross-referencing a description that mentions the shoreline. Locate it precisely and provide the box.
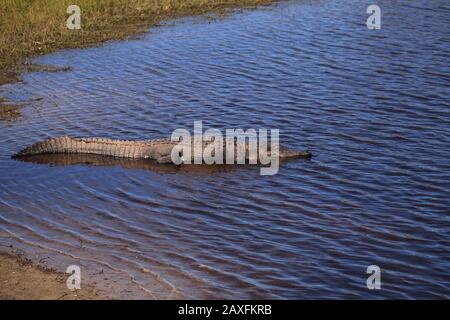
[0,0,277,85]
[0,251,104,300]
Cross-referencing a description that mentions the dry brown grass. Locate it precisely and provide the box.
[0,0,276,83]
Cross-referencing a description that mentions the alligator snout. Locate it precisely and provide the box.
[280,148,312,159]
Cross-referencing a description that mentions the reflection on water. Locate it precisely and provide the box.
[15,153,255,175]
[0,0,449,298]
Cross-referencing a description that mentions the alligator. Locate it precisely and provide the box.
[13,136,312,164]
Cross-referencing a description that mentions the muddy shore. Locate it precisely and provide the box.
[0,252,104,300]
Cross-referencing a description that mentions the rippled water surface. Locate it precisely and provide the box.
[1,0,449,298]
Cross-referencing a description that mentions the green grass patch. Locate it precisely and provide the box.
[0,0,276,84]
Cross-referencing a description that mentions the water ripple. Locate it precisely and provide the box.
[0,0,449,299]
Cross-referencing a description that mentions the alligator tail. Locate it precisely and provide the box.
[13,136,152,159]
[13,136,73,158]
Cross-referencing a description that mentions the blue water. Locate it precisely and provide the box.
[0,0,449,298]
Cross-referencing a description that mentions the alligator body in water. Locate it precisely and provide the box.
[13,136,311,164]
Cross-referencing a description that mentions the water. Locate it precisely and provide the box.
[0,0,449,299]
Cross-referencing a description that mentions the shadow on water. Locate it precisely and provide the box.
[13,153,303,175]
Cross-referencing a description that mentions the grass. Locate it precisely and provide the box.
[0,0,276,84]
